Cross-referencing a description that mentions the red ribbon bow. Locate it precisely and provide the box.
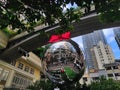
[49,32,71,43]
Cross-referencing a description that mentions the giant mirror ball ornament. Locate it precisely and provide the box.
[43,40,85,85]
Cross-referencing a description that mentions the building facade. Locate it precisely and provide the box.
[104,62,120,80]
[80,69,107,85]
[80,62,120,85]
[82,30,107,71]
[91,41,115,70]
[114,27,120,49]
[0,52,42,89]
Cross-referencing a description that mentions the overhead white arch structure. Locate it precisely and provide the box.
[0,14,120,61]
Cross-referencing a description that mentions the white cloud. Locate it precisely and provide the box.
[103,28,113,33]
[111,45,120,59]
[108,36,115,43]
[103,28,115,43]
[71,36,83,49]
[103,28,114,37]
[103,28,120,59]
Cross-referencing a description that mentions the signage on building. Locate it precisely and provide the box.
[89,69,97,73]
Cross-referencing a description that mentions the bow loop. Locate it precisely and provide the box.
[49,32,71,43]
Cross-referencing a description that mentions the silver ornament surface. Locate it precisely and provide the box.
[43,40,84,85]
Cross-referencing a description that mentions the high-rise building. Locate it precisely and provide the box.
[91,41,115,69]
[82,30,107,71]
[114,27,120,49]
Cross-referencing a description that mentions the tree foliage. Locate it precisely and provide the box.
[0,0,120,33]
[27,79,54,90]
[27,79,90,90]
[90,77,120,90]
[28,77,120,90]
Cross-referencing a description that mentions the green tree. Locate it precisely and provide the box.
[90,77,120,90]
[27,79,54,90]
[0,0,119,33]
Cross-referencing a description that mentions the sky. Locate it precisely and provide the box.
[63,3,78,11]
[72,28,120,59]
[103,28,120,59]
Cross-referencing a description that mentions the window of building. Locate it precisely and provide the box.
[12,75,33,89]
[30,68,34,75]
[11,61,16,66]
[1,70,9,80]
[19,78,23,84]
[18,63,24,69]
[24,66,29,72]
[92,77,99,81]
[106,67,112,70]
[106,52,108,55]
[83,77,87,81]
[115,73,120,76]
[15,77,19,84]
[12,76,17,84]
[113,66,118,69]
[108,74,113,77]
[13,76,19,84]
[101,59,104,61]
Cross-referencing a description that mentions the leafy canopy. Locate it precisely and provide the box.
[90,76,120,90]
[0,0,120,33]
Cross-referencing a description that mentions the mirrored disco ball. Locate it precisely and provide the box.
[43,40,84,85]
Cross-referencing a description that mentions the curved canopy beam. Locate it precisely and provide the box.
[0,14,120,61]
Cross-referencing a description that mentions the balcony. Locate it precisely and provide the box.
[21,52,42,69]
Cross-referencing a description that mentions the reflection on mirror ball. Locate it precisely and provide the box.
[43,40,84,85]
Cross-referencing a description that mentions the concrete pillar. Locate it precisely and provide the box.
[111,66,116,80]
[0,69,4,81]
[0,85,3,90]
[5,70,15,88]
